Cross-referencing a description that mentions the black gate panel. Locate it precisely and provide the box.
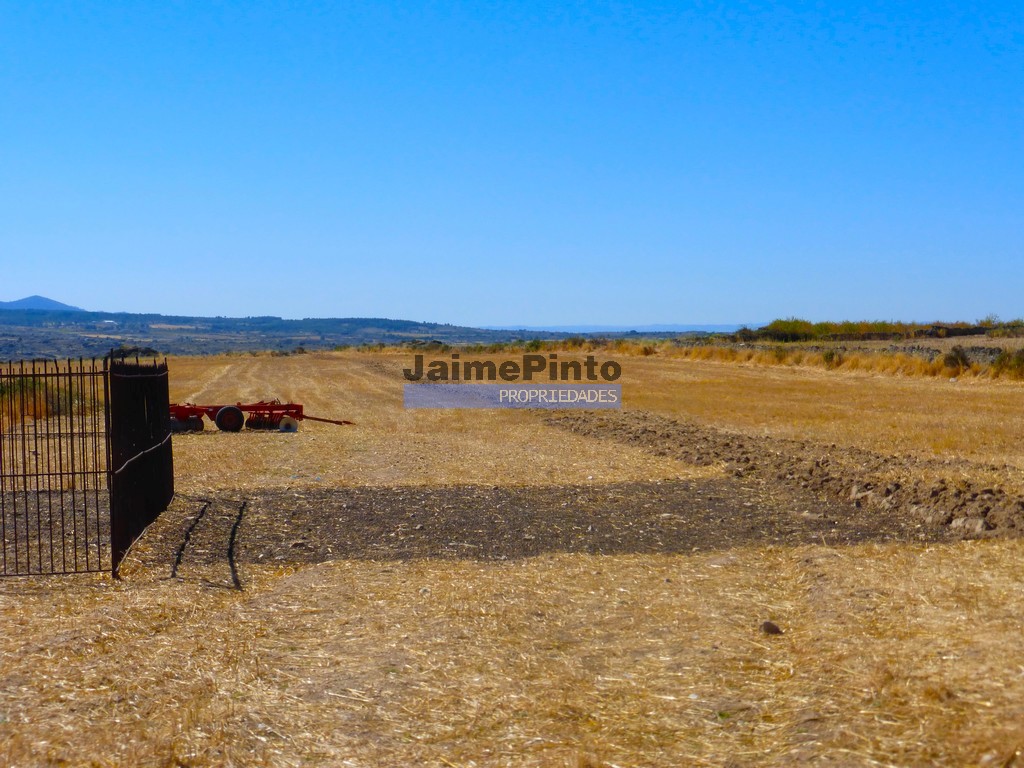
[108,358,174,576]
[0,359,110,575]
[1,357,175,578]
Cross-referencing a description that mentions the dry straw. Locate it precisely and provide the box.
[4,542,1024,766]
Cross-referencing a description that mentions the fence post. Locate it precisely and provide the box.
[107,356,174,577]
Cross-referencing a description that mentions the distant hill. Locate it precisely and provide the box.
[0,295,85,312]
[0,306,577,359]
[0,304,732,359]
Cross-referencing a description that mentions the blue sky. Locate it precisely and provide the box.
[1,1,1021,326]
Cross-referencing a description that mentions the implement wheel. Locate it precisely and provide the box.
[215,406,244,432]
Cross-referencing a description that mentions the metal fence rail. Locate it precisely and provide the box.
[0,359,110,575]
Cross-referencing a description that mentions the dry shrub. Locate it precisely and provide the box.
[675,345,738,363]
[871,352,935,376]
[992,349,1024,379]
[750,348,792,367]
[636,343,1024,382]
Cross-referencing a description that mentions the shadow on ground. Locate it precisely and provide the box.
[132,477,949,584]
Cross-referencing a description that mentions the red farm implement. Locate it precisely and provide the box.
[169,400,353,433]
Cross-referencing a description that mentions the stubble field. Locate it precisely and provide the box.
[2,350,1024,767]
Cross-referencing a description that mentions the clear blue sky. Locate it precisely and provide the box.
[1,1,1021,326]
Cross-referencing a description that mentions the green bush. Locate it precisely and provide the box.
[822,349,843,369]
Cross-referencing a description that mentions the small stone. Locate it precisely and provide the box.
[950,516,993,535]
[760,620,784,635]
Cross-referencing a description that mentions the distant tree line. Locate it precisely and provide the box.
[735,317,1024,343]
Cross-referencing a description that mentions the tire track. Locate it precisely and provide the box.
[152,495,249,588]
[183,362,239,403]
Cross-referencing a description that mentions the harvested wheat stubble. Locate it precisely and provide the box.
[168,351,713,494]
[169,417,714,496]
[4,352,1024,767]
[5,542,1024,767]
[619,354,1024,469]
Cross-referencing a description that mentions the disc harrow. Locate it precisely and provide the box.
[169,400,353,433]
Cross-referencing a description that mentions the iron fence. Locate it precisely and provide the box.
[0,356,174,577]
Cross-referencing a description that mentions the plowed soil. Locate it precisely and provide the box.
[134,475,942,587]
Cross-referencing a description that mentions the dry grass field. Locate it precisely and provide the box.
[622,355,1024,471]
[3,350,1024,767]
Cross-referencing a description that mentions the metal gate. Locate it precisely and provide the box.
[0,356,173,577]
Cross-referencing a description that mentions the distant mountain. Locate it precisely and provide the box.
[0,295,85,312]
